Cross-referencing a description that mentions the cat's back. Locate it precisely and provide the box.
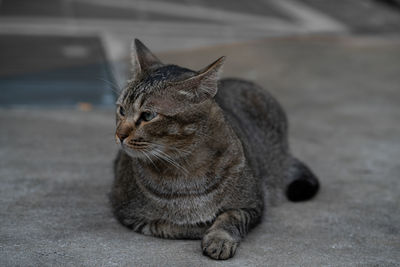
[215,78,288,146]
[215,78,289,193]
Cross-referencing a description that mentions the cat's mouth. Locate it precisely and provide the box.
[120,140,153,158]
[123,141,150,151]
[115,134,150,151]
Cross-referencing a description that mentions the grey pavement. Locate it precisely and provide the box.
[299,0,400,33]
[0,35,115,106]
[2,0,399,106]
[0,0,348,96]
[1,36,400,266]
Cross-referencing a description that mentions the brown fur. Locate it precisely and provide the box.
[110,39,319,260]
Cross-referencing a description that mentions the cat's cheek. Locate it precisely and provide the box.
[122,147,146,159]
[145,125,170,139]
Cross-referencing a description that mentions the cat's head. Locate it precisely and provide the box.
[115,39,225,160]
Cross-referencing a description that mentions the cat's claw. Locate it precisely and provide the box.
[201,230,239,260]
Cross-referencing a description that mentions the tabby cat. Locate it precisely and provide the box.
[110,39,319,260]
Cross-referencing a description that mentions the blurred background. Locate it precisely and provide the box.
[0,0,399,107]
[1,1,400,266]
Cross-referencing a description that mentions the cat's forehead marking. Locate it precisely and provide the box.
[118,65,196,110]
[130,81,149,101]
[123,79,153,106]
[133,94,144,111]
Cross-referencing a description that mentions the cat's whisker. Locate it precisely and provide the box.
[170,146,191,155]
[151,151,174,169]
[96,77,123,95]
[151,148,188,174]
[152,142,191,155]
[98,76,121,90]
[142,150,160,171]
[166,148,191,166]
[159,151,189,174]
[153,144,192,168]
[152,149,176,168]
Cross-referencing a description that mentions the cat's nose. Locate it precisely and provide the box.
[116,132,129,142]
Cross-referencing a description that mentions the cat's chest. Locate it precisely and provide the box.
[149,195,221,224]
[136,173,225,224]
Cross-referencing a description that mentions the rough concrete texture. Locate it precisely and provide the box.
[1,36,400,266]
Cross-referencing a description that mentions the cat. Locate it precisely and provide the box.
[110,39,319,260]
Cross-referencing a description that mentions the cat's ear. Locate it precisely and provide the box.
[131,39,162,76]
[174,56,225,103]
[153,57,225,116]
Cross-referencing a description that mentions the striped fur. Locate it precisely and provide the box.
[110,39,319,260]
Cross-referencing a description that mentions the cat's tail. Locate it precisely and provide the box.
[285,157,320,202]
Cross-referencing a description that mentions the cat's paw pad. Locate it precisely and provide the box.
[201,230,239,260]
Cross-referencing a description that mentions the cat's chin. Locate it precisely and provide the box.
[121,146,148,159]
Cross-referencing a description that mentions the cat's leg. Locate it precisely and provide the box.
[122,216,208,239]
[141,220,208,240]
[201,208,262,260]
[118,215,148,233]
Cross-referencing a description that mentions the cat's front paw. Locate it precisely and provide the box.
[201,230,239,260]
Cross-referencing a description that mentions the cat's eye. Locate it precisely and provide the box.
[141,111,157,122]
[118,106,125,117]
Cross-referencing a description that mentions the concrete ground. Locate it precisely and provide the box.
[1,36,400,266]
[0,0,349,97]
